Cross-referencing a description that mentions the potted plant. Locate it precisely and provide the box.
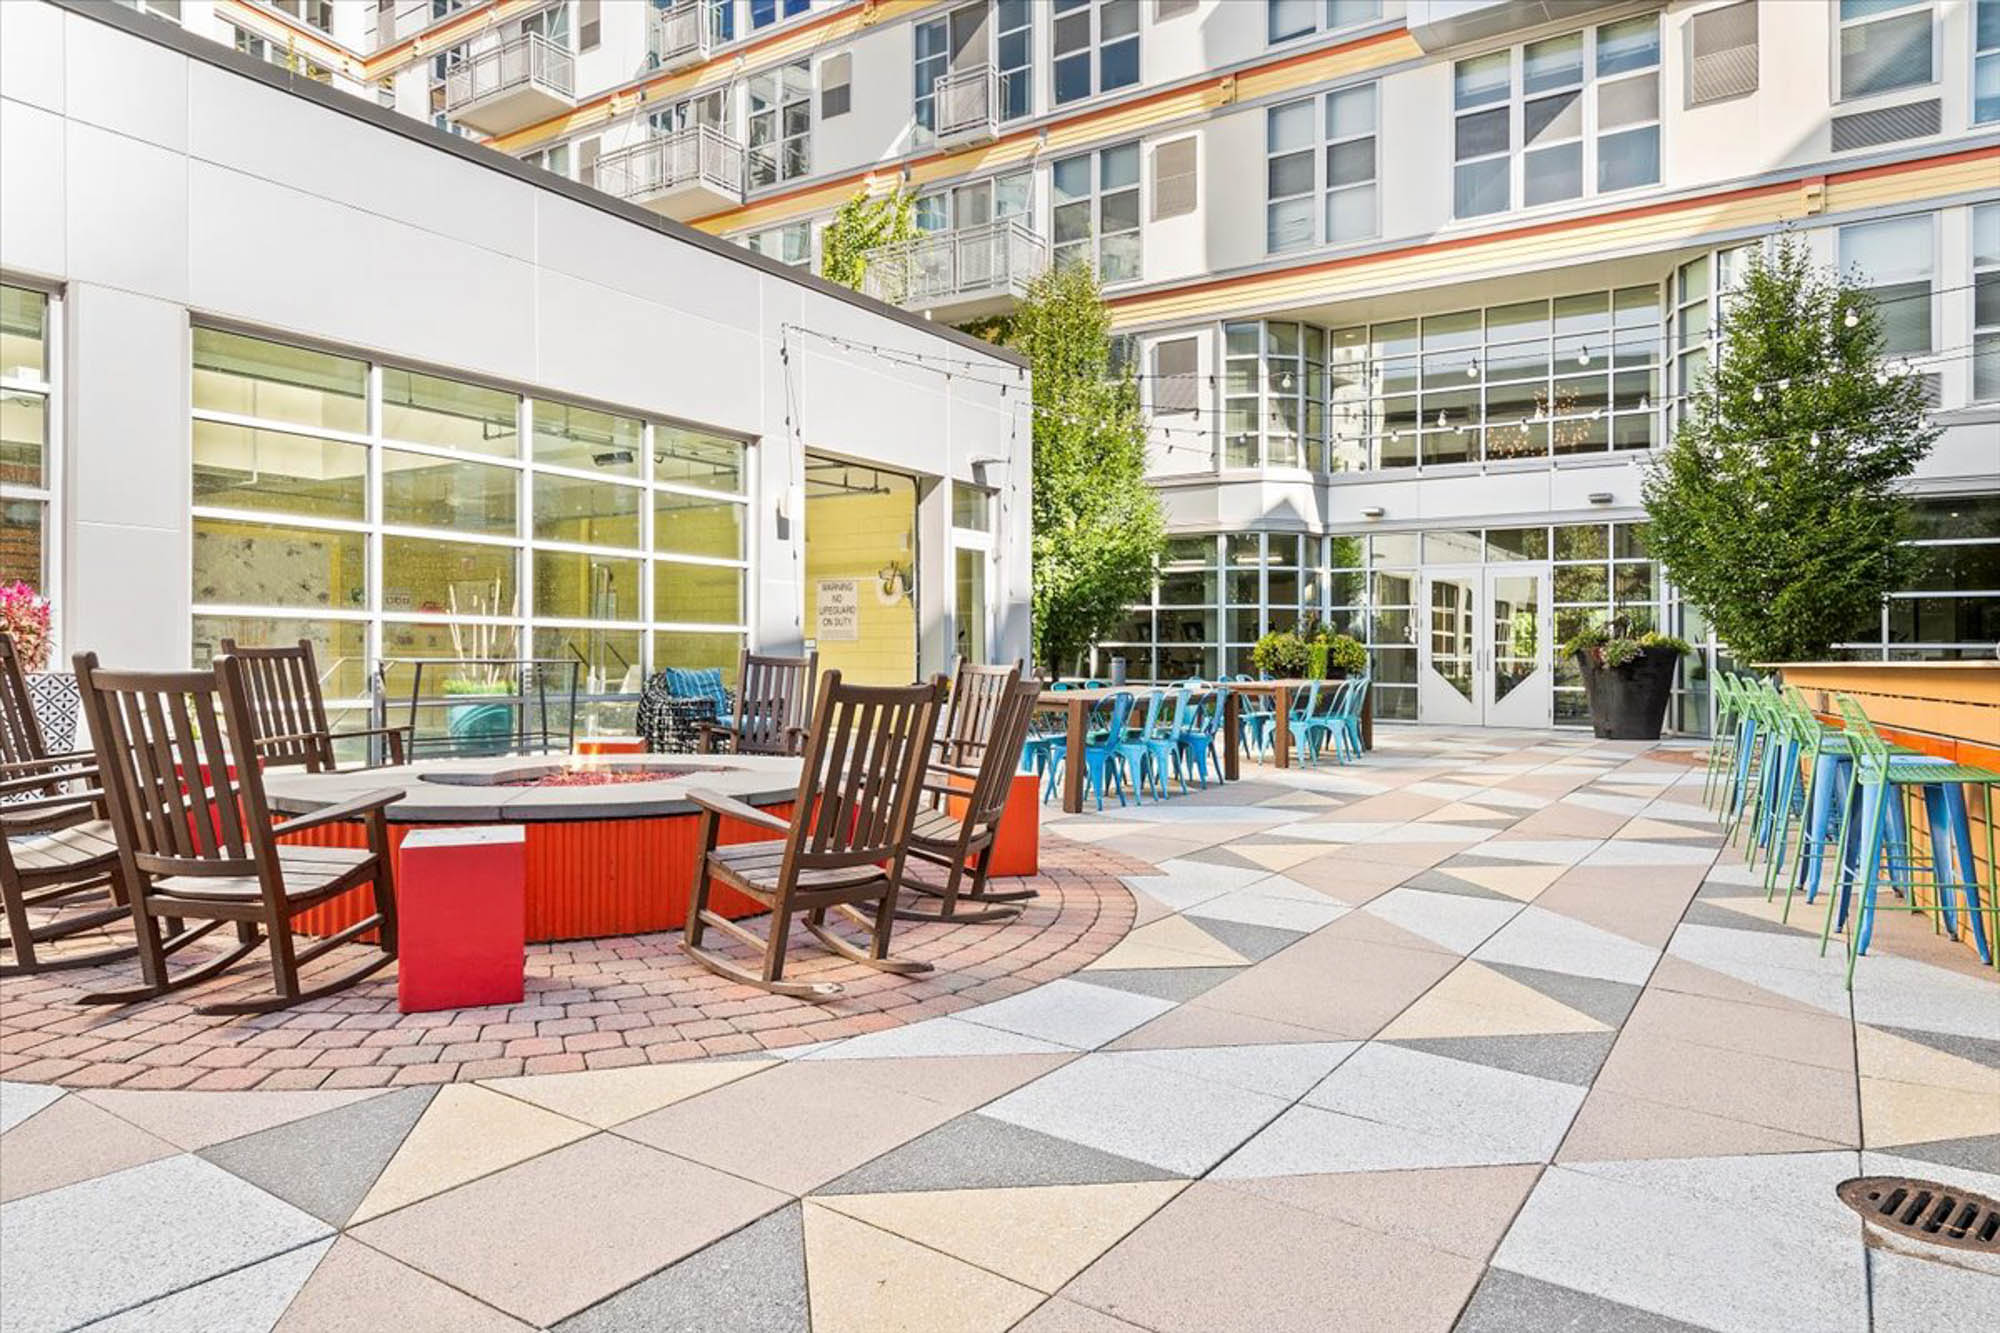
[0,582,78,752]
[1565,618,1691,740]
[1251,622,1366,681]
[1250,628,1310,679]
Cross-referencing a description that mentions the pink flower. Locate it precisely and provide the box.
[0,582,53,671]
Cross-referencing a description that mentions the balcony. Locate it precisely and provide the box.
[933,65,1000,148]
[444,33,575,135]
[861,218,1048,320]
[649,2,713,74]
[594,126,744,220]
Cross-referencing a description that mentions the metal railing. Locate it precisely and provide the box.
[593,125,744,204]
[649,2,713,67]
[443,32,575,112]
[861,218,1049,310]
[935,65,997,140]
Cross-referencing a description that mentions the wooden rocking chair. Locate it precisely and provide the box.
[220,638,411,771]
[897,665,1046,924]
[0,632,138,976]
[73,652,401,1015]
[682,669,947,999]
[697,649,817,757]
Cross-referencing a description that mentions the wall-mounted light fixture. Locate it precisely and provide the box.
[1360,506,1385,519]
[1587,492,1614,505]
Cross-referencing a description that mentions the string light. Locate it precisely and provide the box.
[1843,309,1859,329]
[1576,345,1592,367]
[1752,386,1764,403]
[1465,359,1479,379]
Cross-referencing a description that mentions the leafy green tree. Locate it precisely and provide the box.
[1641,235,1936,664]
[1004,263,1166,676]
[818,186,916,291]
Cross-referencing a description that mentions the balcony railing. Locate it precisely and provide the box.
[934,65,998,143]
[444,32,575,115]
[862,218,1048,313]
[650,2,713,71]
[594,126,744,207]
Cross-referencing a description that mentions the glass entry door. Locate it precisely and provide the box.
[1418,564,1552,727]
[1484,564,1551,727]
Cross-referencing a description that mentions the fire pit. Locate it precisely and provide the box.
[261,753,803,942]
[415,760,702,789]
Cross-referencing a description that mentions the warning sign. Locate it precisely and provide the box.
[815,579,859,641]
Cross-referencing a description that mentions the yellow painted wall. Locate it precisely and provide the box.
[804,480,917,686]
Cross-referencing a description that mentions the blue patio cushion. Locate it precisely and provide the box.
[664,667,732,717]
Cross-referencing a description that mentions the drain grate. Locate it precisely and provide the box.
[1838,1176,2000,1254]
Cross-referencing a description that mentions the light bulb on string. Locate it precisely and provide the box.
[1436,410,1449,428]
[1577,345,1592,367]
[1752,385,1765,403]
[1638,394,1650,412]
[1465,359,1479,379]
[1810,431,1822,447]
[1843,309,1859,329]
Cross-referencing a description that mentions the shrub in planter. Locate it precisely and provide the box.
[1252,625,1367,680]
[1564,622,1692,740]
[1250,629,1309,679]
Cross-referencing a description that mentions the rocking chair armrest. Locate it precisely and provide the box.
[0,748,96,780]
[686,788,792,835]
[0,764,100,797]
[269,789,402,838]
[0,788,105,817]
[328,725,412,763]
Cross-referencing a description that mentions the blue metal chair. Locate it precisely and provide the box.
[1043,692,1137,811]
[1232,674,1273,761]
[1282,680,1322,767]
[1178,687,1229,789]
[1325,674,1370,763]
[1113,691,1170,803]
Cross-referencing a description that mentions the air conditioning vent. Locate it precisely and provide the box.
[1152,136,1198,221]
[1153,338,1200,414]
[1830,100,1941,152]
[1687,1,1758,106]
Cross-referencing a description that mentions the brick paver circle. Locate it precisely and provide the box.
[0,841,1142,1091]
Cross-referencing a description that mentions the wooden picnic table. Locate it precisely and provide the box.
[1034,680,1371,815]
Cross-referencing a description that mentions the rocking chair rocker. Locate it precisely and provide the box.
[681,669,947,999]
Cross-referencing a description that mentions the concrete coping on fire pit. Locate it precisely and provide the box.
[263,753,803,823]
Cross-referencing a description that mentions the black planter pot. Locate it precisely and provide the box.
[1574,646,1679,740]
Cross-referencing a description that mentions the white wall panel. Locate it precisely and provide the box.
[65,121,188,304]
[0,0,64,114]
[0,98,67,279]
[62,7,184,152]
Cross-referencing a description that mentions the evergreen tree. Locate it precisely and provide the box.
[1004,263,1166,676]
[1641,235,1937,664]
[818,186,916,291]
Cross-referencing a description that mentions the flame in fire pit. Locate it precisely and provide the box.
[501,767,696,788]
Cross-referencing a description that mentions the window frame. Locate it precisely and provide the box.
[1051,0,1141,109]
[1975,0,2000,124]
[1266,81,1378,256]
[1267,0,1383,48]
[0,283,61,652]
[1837,211,1937,360]
[1051,142,1143,285]
[1834,0,1937,104]
[746,58,813,189]
[1451,16,1661,223]
[185,324,754,717]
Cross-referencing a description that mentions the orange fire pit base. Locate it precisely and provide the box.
[283,804,789,944]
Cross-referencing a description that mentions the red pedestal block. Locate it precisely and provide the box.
[397,825,527,1014]
[986,772,1042,878]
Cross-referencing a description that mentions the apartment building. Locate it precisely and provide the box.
[1,0,1034,735]
[83,0,2000,730]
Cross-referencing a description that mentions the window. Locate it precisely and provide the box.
[751,0,813,30]
[429,44,467,130]
[914,171,1032,234]
[1157,0,1197,19]
[1834,495,2000,660]
[233,24,333,81]
[188,328,752,732]
[271,0,334,32]
[1223,322,1326,470]
[519,3,570,47]
[747,59,811,187]
[115,0,183,21]
[1052,143,1141,282]
[1,287,56,616]
[1978,0,2000,123]
[1268,0,1379,45]
[821,52,851,119]
[746,221,812,267]
[997,0,1033,122]
[1838,0,1933,100]
[1267,82,1376,253]
[523,142,571,178]
[579,0,601,50]
[1840,214,1933,356]
[1052,0,1139,107]
[1152,137,1197,221]
[1454,16,1658,219]
[1973,204,1999,401]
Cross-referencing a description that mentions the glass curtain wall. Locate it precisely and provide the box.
[1096,521,1662,727]
[1222,286,1663,472]
[188,328,751,733]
